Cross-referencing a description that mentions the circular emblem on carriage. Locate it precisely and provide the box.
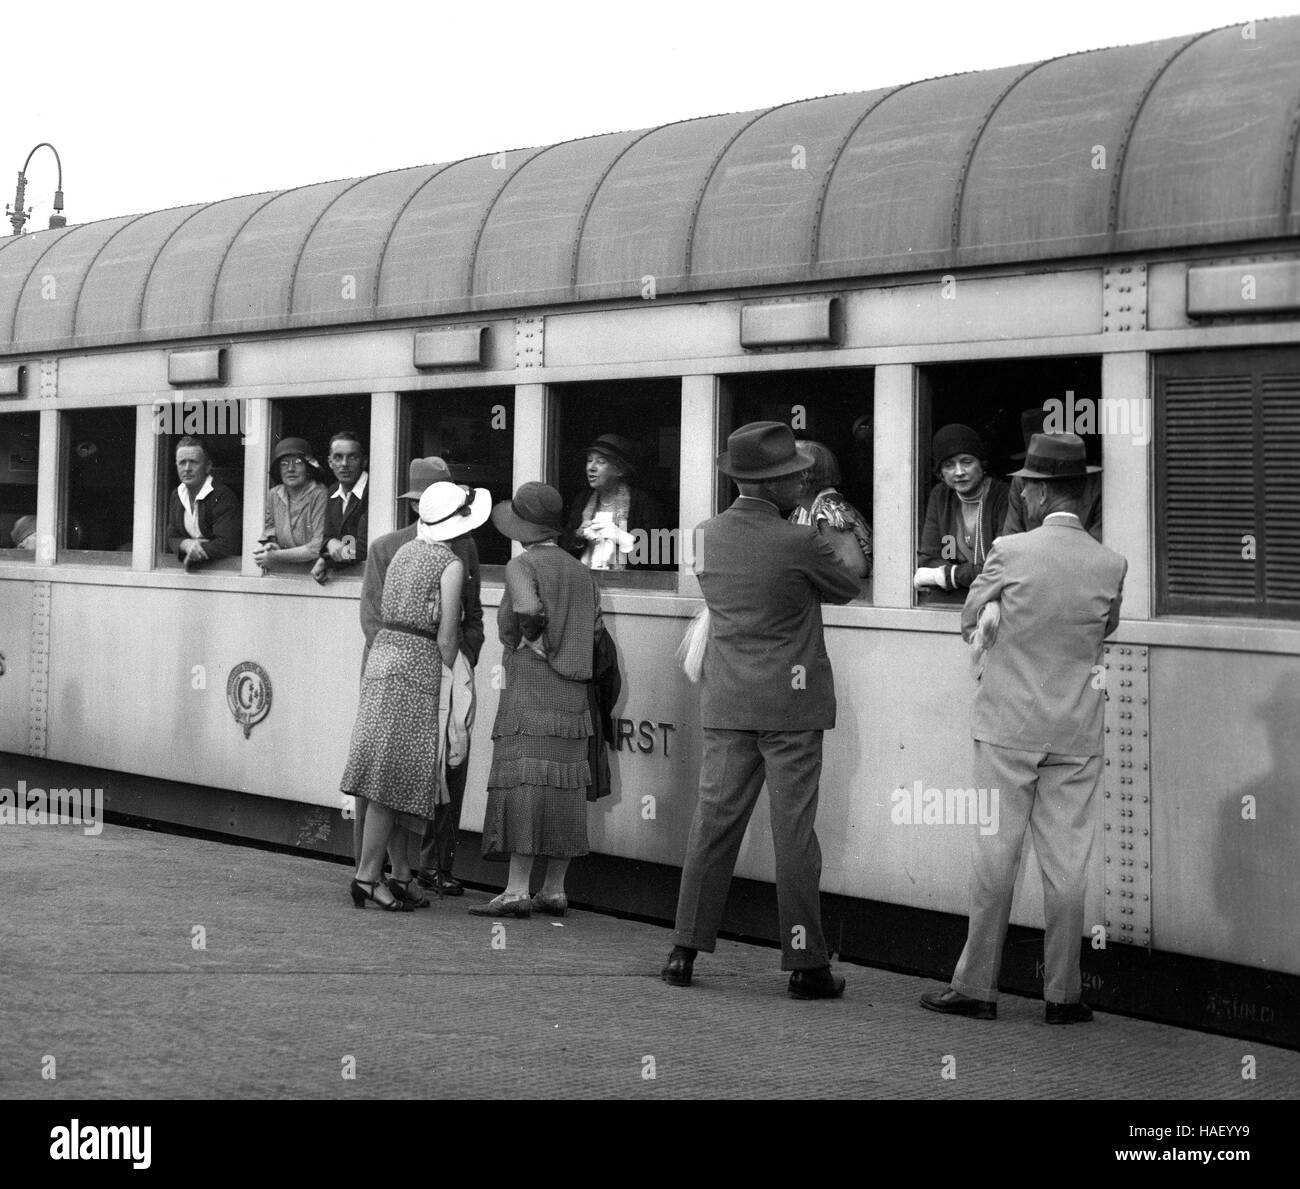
[227,661,272,738]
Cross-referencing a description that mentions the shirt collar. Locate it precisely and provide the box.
[178,476,214,504]
[333,471,368,501]
[1044,511,1083,527]
[735,495,780,514]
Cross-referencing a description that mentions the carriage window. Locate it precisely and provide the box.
[0,412,40,561]
[402,388,514,569]
[549,379,680,586]
[1156,347,1300,621]
[915,357,1102,608]
[61,407,135,562]
[722,368,874,602]
[265,395,372,577]
[154,398,246,573]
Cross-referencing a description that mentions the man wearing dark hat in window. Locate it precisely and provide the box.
[356,456,484,898]
[1001,407,1102,541]
[662,421,859,998]
[920,432,1126,1024]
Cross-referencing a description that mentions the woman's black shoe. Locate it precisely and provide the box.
[387,875,432,908]
[350,878,414,912]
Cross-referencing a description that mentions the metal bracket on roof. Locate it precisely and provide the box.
[514,316,543,369]
[38,358,58,398]
[1103,265,1146,332]
[1102,644,1152,950]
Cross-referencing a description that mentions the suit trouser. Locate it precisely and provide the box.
[672,728,829,970]
[950,741,1101,1005]
[419,741,470,875]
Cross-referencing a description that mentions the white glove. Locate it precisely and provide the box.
[912,566,949,590]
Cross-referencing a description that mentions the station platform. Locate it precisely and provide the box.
[3,820,1298,1106]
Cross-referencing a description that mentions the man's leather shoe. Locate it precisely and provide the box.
[661,946,696,987]
[1045,1000,1093,1025]
[919,987,997,1019]
[417,871,465,896]
[788,966,846,1000]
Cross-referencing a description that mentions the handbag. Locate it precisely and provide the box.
[676,605,710,683]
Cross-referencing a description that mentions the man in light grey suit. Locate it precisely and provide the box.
[662,422,860,998]
[921,432,1126,1024]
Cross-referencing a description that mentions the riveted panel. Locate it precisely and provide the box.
[29,580,51,757]
[39,359,58,399]
[514,316,543,369]
[1103,264,1147,332]
[1103,643,1152,948]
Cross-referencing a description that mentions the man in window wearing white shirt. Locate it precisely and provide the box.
[311,429,369,585]
[165,436,242,570]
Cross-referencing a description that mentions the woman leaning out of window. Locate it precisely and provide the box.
[253,437,328,572]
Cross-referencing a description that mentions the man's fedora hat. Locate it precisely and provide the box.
[491,481,565,543]
[1010,432,1102,480]
[583,434,639,478]
[418,481,491,541]
[1010,407,1049,461]
[400,456,452,500]
[717,421,814,481]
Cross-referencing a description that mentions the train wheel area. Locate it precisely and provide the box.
[3,818,1297,1103]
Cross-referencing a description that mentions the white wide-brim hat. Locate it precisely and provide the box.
[418,481,491,541]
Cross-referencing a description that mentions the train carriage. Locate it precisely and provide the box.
[2,18,1299,1045]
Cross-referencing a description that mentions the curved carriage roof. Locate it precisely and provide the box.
[3,16,1300,356]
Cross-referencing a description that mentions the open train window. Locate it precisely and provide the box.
[915,357,1103,609]
[267,395,372,578]
[721,368,874,602]
[1156,347,1300,621]
[0,412,41,562]
[60,408,135,562]
[401,387,514,570]
[548,379,681,587]
[154,398,246,574]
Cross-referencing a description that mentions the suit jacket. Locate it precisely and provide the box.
[1002,473,1103,542]
[696,496,859,731]
[360,524,484,668]
[320,481,368,568]
[961,516,1126,756]
[166,481,242,561]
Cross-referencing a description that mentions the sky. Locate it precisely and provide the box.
[3,0,1299,231]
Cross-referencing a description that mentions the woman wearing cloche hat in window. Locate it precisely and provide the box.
[253,437,329,572]
[343,480,490,912]
[915,423,1010,606]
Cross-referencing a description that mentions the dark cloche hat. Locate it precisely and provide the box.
[584,434,639,478]
[1010,432,1102,480]
[931,423,987,467]
[491,481,566,543]
[272,436,315,463]
[717,421,814,480]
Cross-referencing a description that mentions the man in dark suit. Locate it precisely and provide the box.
[311,429,368,584]
[356,456,484,897]
[165,435,242,569]
[921,432,1126,1024]
[662,422,859,999]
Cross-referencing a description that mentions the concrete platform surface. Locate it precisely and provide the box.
[2,821,1298,1100]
